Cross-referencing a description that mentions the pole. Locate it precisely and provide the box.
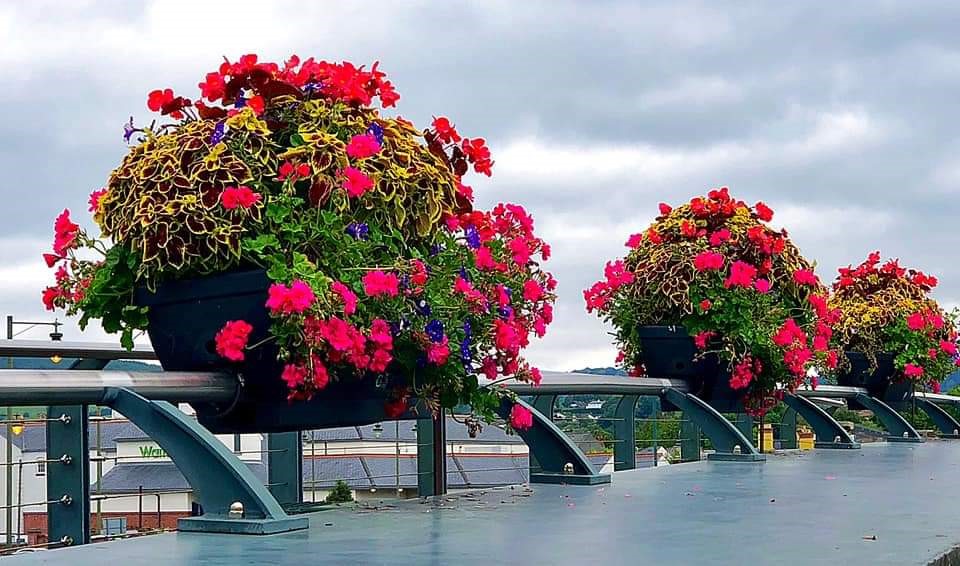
[16,460,22,544]
[432,410,446,496]
[652,399,659,467]
[310,431,316,503]
[759,413,764,454]
[95,419,102,534]
[395,421,400,497]
[138,485,143,530]
[5,316,12,546]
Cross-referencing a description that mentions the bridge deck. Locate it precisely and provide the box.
[10,441,960,565]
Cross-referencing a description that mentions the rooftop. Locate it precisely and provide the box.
[11,442,960,565]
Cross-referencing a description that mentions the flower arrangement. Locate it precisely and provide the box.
[42,54,555,428]
[829,252,959,392]
[584,187,840,415]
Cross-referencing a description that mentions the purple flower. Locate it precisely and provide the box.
[464,226,481,249]
[234,92,246,108]
[415,299,432,317]
[459,267,470,281]
[430,244,444,257]
[460,321,472,364]
[210,121,226,145]
[346,223,369,240]
[499,306,513,319]
[425,320,445,343]
[367,123,385,145]
[123,117,136,143]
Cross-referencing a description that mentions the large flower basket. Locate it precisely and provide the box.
[837,352,912,404]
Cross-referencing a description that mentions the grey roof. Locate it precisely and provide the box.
[301,456,370,489]
[96,461,267,493]
[360,455,418,488]
[456,455,529,486]
[10,420,148,453]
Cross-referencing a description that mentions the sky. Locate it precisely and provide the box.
[1,0,959,371]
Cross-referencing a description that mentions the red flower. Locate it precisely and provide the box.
[699,299,712,312]
[658,203,672,215]
[754,279,771,294]
[384,397,408,419]
[708,229,731,247]
[41,286,61,311]
[247,95,265,115]
[342,167,374,197]
[431,116,461,144]
[345,134,381,159]
[931,380,942,394]
[792,269,818,286]
[52,209,79,256]
[724,261,757,288]
[198,72,226,102]
[903,363,924,379]
[523,279,545,302]
[214,320,254,362]
[509,404,533,430]
[88,188,108,213]
[646,228,663,244]
[278,161,312,181]
[625,233,643,248]
[221,186,261,210]
[43,253,62,268]
[693,251,724,272]
[266,280,316,314]
[330,281,358,316]
[941,340,958,356]
[427,336,451,365]
[281,364,308,388]
[754,201,774,222]
[362,270,399,298]
[312,358,330,390]
[410,260,429,287]
[906,312,925,331]
[147,89,174,112]
[146,88,190,119]
[604,260,634,289]
[680,220,696,238]
[694,331,715,349]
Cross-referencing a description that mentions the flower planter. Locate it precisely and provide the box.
[837,352,912,404]
[135,269,408,433]
[636,325,741,412]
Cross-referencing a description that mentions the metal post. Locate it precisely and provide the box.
[432,412,447,496]
[310,431,316,503]
[95,418,102,534]
[612,395,638,471]
[267,432,302,507]
[46,405,90,546]
[680,418,701,462]
[5,316,11,547]
[758,414,764,454]
[653,399,660,467]
[138,485,143,530]
[416,415,435,496]
[395,421,400,497]
[779,408,798,449]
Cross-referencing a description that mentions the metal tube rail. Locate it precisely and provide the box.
[0,370,237,406]
[793,384,868,399]
[0,340,156,360]
[504,373,691,395]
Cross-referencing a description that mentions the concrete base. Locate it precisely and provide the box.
[530,472,611,485]
[707,452,766,462]
[885,436,925,444]
[178,515,309,535]
[815,441,862,449]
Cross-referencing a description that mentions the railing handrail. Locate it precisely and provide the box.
[0,340,156,361]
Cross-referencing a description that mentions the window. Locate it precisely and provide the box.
[35,457,45,476]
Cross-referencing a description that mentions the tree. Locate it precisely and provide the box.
[325,480,354,504]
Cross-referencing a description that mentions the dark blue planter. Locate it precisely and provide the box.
[838,352,912,404]
[135,269,408,433]
[636,326,741,412]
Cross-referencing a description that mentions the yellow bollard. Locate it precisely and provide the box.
[798,430,815,450]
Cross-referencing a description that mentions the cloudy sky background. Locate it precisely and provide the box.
[1,1,958,370]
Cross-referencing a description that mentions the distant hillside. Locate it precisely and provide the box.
[1,357,161,371]
[941,371,960,394]
[572,367,626,376]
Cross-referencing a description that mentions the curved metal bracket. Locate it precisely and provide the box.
[853,393,924,443]
[782,393,860,449]
[613,395,639,470]
[498,398,610,485]
[529,394,556,419]
[661,388,764,461]
[914,398,960,438]
[102,387,308,534]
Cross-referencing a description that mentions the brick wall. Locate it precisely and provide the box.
[22,511,190,545]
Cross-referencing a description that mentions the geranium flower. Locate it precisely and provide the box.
[904,363,924,379]
[221,186,261,210]
[427,336,450,365]
[266,280,316,314]
[311,358,330,389]
[88,189,108,213]
[658,203,672,215]
[754,202,774,222]
[708,229,731,247]
[941,340,958,356]
[342,166,374,197]
[693,251,724,272]
[281,364,308,388]
[278,161,312,181]
[699,299,712,312]
[625,233,643,248]
[345,134,382,159]
[906,312,925,331]
[509,404,533,430]
[724,261,757,288]
[41,287,61,311]
[432,116,461,144]
[523,280,545,302]
[792,269,818,286]
[694,331,715,349]
[43,253,63,268]
[754,279,771,294]
[384,397,408,419]
[369,319,394,349]
[330,281,358,315]
[214,320,254,362]
[604,260,635,288]
[363,270,399,297]
[52,209,80,256]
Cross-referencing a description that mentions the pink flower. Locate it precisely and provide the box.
[792,269,818,286]
[52,209,79,256]
[941,340,958,356]
[509,404,534,430]
[494,319,522,352]
[694,331,715,349]
[369,349,393,373]
[709,229,731,247]
[724,261,758,288]
[281,364,308,388]
[754,201,774,222]
[410,260,428,287]
[583,281,610,313]
[330,281,358,315]
[906,312,925,331]
[319,317,357,352]
[810,376,819,389]
[773,318,804,347]
[729,357,755,390]
[904,363,924,379]
[312,358,330,389]
[427,336,450,365]
[369,319,394,350]
[754,279,771,294]
[266,280,316,315]
[474,246,505,271]
[481,356,498,380]
[342,166,374,197]
[693,251,724,272]
[523,280,544,302]
[221,185,261,210]
[214,320,254,362]
[529,367,543,385]
[625,233,643,248]
[363,270,399,297]
[604,260,635,288]
[931,380,942,394]
[345,133,381,159]
[813,335,828,352]
[508,238,532,265]
[88,188,108,213]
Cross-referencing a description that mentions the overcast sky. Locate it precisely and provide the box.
[1,1,959,371]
